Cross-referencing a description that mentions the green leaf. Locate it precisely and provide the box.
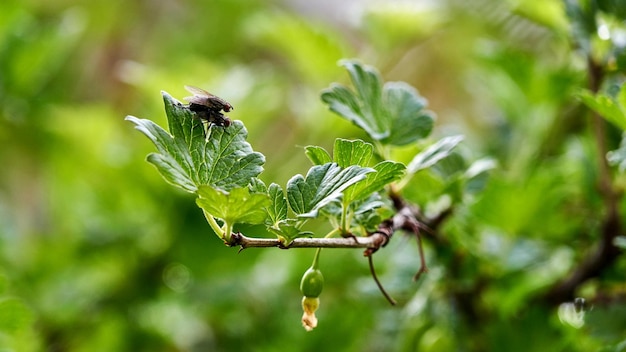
[321,60,434,145]
[344,161,406,203]
[382,82,434,145]
[162,90,206,148]
[322,60,387,140]
[286,163,375,218]
[431,152,467,180]
[352,194,394,232]
[577,89,626,131]
[319,194,393,234]
[463,158,497,194]
[333,138,373,167]
[407,135,464,174]
[304,146,332,165]
[196,186,270,225]
[268,219,313,244]
[126,116,197,192]
[249,178,268,193]
[193,121,265,190]
[266,183,288,226]
[127,92,265,193]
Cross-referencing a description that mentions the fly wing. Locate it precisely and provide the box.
[183,85,232,111]
[184,85,210,96]
[184,85,211,105]
[184,95,208,105]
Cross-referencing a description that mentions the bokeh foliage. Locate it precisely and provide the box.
[1,0,625,351]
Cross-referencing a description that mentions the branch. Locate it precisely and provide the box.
[228,232,390,250]
[228,200,428,253]
[542,56,624,305]
[226,192,443,305]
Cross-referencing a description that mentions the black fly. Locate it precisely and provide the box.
[183,85,233,131]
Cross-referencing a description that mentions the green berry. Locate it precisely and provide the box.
[300,267,324,298]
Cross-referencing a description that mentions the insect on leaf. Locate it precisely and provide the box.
[127,91,265,193]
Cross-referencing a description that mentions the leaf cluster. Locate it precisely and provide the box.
[127,61,474,245]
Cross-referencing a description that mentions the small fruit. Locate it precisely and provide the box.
[300,267,324,298]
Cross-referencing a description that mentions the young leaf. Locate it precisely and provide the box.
[321,60,435,146]
[196,186,270,225]
[333,138,373,167]
[249,178,268,193]
[382,82,435,145]
[268,219,313,244]
[127,92,265,193]
[407,135,464,174]
[266,183,288,226]
[321,60,387,140]
[352,194,394,232]
[344,161,406,203]
[305,146,332,165]
[287,163,375,218]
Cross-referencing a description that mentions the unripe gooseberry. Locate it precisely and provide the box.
[300,267,324,298]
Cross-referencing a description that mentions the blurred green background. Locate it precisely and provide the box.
[1,0,625,350]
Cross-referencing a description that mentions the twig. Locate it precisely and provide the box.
[413,233,428,281]
[368,255,397,305]
[396,207,430,280]
[228,232,389,250]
